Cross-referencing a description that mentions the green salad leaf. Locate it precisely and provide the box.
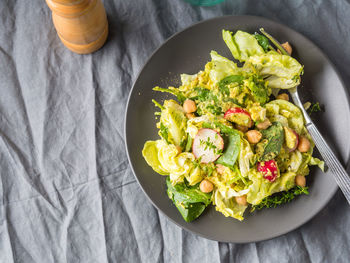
[216,132,241,168]
[254,33,270,52]
[159,100,187,147]
[142,141,169,175]
[166,177,212,222]
[247,170,297,205]
[218,75,244,95]
[222,30,265,62]
[256,122,285,162]
[213,189,248,221]
[208,51,240,84]
[244,53,303,89]
[247,77,270,104]
[153,86,186,103]
[259,28,289,56]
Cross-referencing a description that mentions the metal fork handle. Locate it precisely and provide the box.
[307,123,350,204]
[290,88,350,205]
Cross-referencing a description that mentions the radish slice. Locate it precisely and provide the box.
[193,128,224,163]
[257,160,279,182]
[224,107,252,127]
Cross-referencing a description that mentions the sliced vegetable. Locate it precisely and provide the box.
[224,107,252,127]
[192,128,224,163]
[257,159,279,182]
[284,127,299,151]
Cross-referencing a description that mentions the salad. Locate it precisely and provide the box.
[142,28,324,222]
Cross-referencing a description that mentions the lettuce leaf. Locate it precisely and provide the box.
[142,141,169,175]
[247,170,296,205]
[142,140,195,184]
[159,100,187,147]
[222,30,265,62]
[216,131,241,168]
[212,188,248,220]
[181,73,198,86]
[265,99,304,133]
[208,51,240,84]
[244,52,303,89]
[239,137,254,177]
[166,177,211,222]
[310,157,325,172]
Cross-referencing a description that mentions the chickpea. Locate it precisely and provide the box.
[256,119,272,130]
[235,124,248,133]
[245,130,262,144]
[183,99,197,113]
[216,164,226,175]
[298,136,311,153]
[186,113,195,119]
[235,195,247,206]
[281,42,293,55]
[200,179,214,193]
[277,93,289,101]
[295,175,306,187]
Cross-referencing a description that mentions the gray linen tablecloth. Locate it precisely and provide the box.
[1,0,350,262]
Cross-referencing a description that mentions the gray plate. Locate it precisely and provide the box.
[125,15,350,243]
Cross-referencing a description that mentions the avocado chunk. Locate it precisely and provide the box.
[283,127,298,150]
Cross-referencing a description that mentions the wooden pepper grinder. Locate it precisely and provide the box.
[46,0,108,54]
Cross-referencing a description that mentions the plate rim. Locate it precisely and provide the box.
[124,15,350,243]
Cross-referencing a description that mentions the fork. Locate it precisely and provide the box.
[289,87,350,205]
